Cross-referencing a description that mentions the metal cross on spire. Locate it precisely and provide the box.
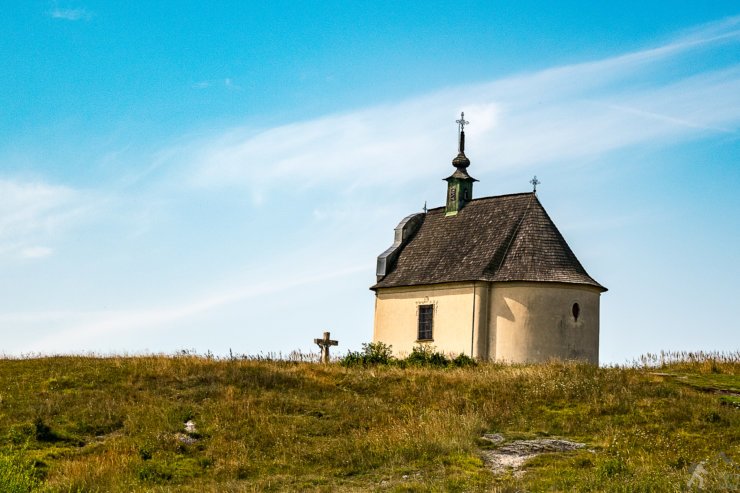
[456,112,469,132]
[530,175,541,193]
[455,112,469,153]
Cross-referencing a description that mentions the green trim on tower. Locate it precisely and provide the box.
[445,175,475,216]
[444,113,478,216]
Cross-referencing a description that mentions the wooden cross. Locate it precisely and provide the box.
[314,331,338,364]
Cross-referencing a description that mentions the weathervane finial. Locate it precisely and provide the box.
[530,175,541,193]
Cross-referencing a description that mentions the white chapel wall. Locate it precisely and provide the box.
[373,283,476,357]
[489,282,601,364]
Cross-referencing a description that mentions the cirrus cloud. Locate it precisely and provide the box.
[0,179,90,259]
[167,16,740,201]
[47,7,93,21]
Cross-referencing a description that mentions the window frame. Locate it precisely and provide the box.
[417,304,434,341]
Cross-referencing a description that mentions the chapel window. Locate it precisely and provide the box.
[572,303,580,322]
[418,305,433,341]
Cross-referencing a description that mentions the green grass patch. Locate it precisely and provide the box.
[0,448,42,493]
[667,372,740,393]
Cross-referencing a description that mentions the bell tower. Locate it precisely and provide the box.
[445,112,478,216]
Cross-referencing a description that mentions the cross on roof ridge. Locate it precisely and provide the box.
[530,175,541,193]
[456,111,469,132]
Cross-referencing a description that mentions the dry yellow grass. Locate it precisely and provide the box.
[0,352,738,491]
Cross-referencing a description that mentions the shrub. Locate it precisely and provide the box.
[452,353,477,367]
[405,344,450,367]
[340,342,394,366]
[342,342,478,368]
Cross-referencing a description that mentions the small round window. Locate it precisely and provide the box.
[572,303,580,321]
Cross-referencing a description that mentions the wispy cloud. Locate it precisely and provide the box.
[47,7,93,21]
[174,16,739,198]
[191,78,240,90]
[0,179,91,259]
[22,264,367,353]
[19,246,54,259]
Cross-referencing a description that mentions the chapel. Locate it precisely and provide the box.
[370,114,607,364]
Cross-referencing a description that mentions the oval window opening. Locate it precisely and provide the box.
[572,303,580,321]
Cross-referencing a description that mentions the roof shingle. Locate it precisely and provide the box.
[371,192,606,291]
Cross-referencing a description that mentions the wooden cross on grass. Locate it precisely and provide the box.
[314,331,338,364]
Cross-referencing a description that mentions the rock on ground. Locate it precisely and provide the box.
[480,435,585,476]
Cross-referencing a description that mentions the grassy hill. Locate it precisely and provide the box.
[0,352,737,492]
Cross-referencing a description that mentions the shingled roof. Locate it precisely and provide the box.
[372,192,606,291]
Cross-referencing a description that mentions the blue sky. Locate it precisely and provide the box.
[1,1,739,363]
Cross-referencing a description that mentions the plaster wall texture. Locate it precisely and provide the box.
[490,283,600,364]
[373,282,600,364]
[373,283,475,357]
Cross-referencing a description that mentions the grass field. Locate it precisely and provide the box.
[0,351,737,492]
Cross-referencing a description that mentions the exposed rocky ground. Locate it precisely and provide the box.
[480,433,586,476]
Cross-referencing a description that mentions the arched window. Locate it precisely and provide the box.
[572,303,580,322]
